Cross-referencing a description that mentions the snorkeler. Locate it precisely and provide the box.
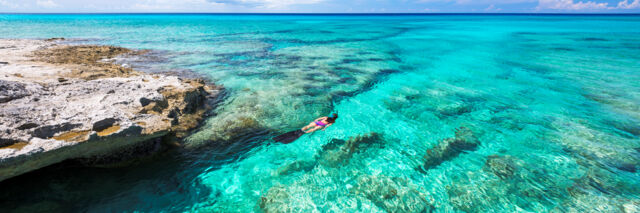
[273,113,339,144]
[301,113,338,133]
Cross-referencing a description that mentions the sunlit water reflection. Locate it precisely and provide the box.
[0,14,639,212]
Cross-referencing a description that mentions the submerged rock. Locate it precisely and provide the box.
[419,127,480,172]
[447,180,504,213]
[483,155,521,180]
[449,165,554,212]
[216,116,262,140]
[447,156,531,212]
[546,117,640,177]
[436,102,474,119]
[317,132,384,167]
[0,39,223,182]
[566,169,631,198]
[351,175,434,213]
[276,132,385,176]
[606,119,640,137]
[556,169,633,213]
[447,166,565,212]
[182,114,264,149]
[564,145,638,173]
[275,160,316,176]
[383,86,483,122]
[258,186,292,213]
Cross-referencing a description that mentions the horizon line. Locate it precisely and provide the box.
[1,12,640,15]
[0,12,640,16]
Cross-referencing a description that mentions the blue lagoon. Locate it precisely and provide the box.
[0,14,639,212]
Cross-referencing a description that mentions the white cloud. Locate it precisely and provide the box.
[537,0,640,10]
[617,0,640,9]
[130,0,224,11]
[131,0,326,11]
[210,0,325,8]
[128,0,327,12]
[36,0,58,8]
[415,0,450,2]
[484,4,502,11]
[0,0,19,8]
[417,0,639,11]
[537,0,610,10]
[1,0,638,13]
[423,8,439,12]
[416,0,535,4]
[456,0,535,4]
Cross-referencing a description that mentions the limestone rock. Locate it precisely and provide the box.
[0,80,39,103]
[0,39,223,182]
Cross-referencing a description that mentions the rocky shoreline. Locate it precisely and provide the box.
[0,39,222,182]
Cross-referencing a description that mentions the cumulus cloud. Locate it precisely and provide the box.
[422,8,439,12]
[209,0,325,8]
[417,0,535,4]
[129,0,224,11]
[617,0,640,9]
[0,0,18,8]
[456,0,535,4]
[417,0,639,11]
[537,0,640,10]
[36,0,58,8]
[484,4,502,11]
[2,0,639,13]
[536,0,609,10]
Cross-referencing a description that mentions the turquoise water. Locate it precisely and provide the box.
[1,14,640,212]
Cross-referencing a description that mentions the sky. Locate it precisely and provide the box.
[0,0,639,13]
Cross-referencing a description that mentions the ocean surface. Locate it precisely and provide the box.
[1,14,639,212]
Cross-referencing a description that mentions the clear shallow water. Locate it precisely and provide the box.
[1,14,639,212]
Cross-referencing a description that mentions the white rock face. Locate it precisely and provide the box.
[0,39,221,182]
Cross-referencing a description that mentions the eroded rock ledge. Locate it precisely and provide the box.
[0,39,222,182]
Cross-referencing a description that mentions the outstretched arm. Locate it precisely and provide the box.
[314,117,327,122]
[322,123,333,130]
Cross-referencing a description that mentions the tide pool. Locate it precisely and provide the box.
[0,14,639,212]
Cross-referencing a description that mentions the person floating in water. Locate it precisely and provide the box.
[273,113,338,143]
[301,113,338,133]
